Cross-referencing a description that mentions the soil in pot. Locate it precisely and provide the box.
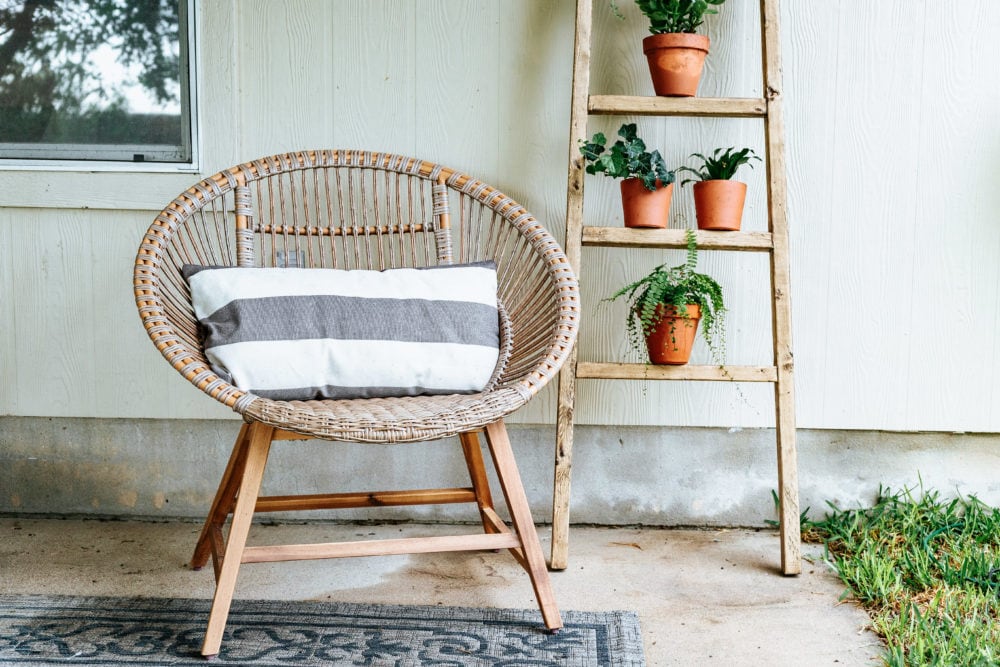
[643,304,701,365]
[620,178,673,229]
[642,33,710,97]
[693,179,748,231]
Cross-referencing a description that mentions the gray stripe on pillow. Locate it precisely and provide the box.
[199,295,498,349]
[253,384,480,401]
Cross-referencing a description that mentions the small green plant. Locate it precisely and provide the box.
[605,228,725,362]
[612,0,726,34]
[580,123,674,192]
[765,488,817,539]
[677,146,760,184]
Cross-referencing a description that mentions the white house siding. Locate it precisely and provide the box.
[1,0,999,433]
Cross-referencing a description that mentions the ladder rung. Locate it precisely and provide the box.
[582,227,773,251]
[577,362,777,382]
[588,95,767,117]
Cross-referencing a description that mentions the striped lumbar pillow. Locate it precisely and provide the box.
[183,262,500,401]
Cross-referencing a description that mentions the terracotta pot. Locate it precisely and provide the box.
[642,33,710,97]
[620,178,673,229]
[643,304,701,365]
[693,180,748,231]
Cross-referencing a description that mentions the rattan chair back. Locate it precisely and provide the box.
[134,149,579,442]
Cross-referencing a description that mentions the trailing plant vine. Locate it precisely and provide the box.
[605,229,726,364]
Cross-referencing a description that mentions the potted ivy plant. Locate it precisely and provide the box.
[606,229,725,364]
[678,146,760,231]
[580,123,675,229]
[613,0,726,97]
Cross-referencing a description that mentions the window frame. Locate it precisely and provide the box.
[0,0,200,173]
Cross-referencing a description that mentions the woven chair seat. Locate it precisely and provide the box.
[243,386,529,443]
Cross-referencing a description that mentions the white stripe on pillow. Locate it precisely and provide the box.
[189,265,498,319]
[207,339,499,395]
[185,262,502,401]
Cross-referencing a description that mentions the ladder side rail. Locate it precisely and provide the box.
[551,0,594,572]
[760,0,801,575]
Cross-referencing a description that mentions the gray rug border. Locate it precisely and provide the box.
[1,594,645,666]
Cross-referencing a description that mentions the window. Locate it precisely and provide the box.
[0,0,196,166]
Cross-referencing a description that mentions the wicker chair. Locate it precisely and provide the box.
[133,150,579,658]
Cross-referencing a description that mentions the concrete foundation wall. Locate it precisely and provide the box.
[3,417,999,526]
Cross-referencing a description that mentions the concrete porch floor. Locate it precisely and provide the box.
[0,517,882,665]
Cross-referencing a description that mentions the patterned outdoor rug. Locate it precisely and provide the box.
[0,594,644,666]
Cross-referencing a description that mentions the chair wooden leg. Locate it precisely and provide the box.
[201,421,274,658]
[191,423,252,571]
[459,431,497,535]
[483,420,563,631]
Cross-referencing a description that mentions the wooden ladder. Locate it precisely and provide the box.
[551,0,801,575]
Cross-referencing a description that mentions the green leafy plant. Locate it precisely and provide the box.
[677,146,760,184]
[580,123,674,192]
[605,229,725,362]
[612,0,726,34]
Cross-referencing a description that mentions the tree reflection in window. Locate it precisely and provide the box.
[0,0,194,163]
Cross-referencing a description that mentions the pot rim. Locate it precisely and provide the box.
[637,303,702,319]
[621,177,673,192]
[692,179,749,188]
[642,32,710,54]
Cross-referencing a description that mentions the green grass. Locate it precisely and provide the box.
[807,485,1000,666]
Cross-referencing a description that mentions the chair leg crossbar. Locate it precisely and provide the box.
[190,420,562,659]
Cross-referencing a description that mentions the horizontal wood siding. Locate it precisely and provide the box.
[0,0,997,430]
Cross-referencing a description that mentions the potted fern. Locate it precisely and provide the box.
[613,0,726,97]
[606,229,725,364]
[580,123,675,228]
[678,146,760,231]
